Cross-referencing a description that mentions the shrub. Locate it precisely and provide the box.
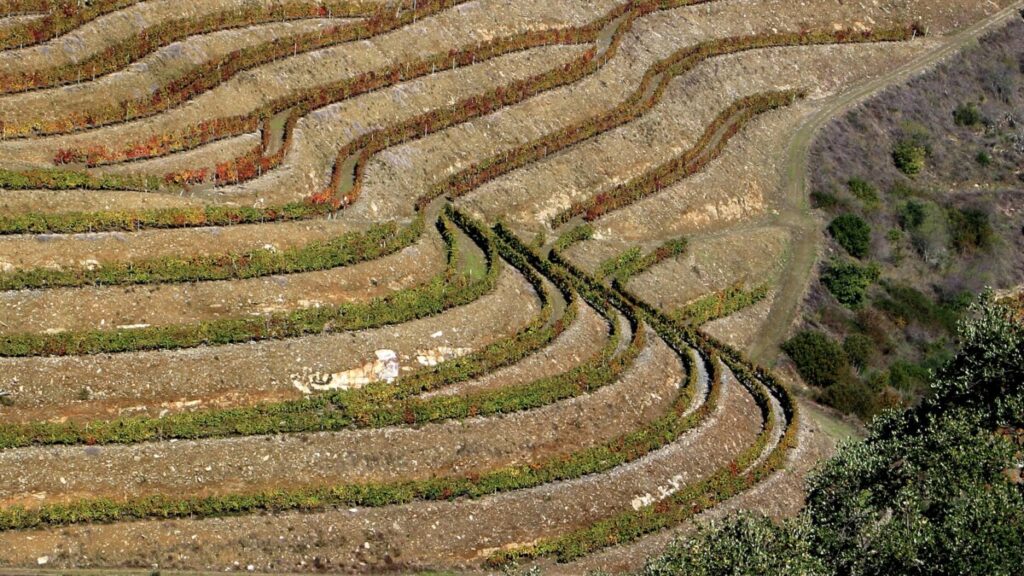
[810,189,842,210]
[892,139,927,174]
[953,102,983,127]
[843,333,876,370]
[828,214,872,258]
[823,378,879,420]
[898,200,927,229]
[947,206,994,254]
[874,282,960,333]
[847,177,879,207]
[782,330,849,388]
[821,259,880,307]
[898,200,951,266]
[640,514,823,576]
[887,360,931,395]
[647,299,1024,576]
[976,150,993,166]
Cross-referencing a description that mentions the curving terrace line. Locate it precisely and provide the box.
[0,223,446,333]
[0,255,539,422]
[0,210,796,574]
[0,0,387,93]
[0,300,646,512]
[0,0,591,139]
[0,0,141,50]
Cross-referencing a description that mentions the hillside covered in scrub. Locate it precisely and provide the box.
[793,16,1024,421]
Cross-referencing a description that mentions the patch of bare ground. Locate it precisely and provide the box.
[703,288,778,350]
[0,315,664,511]
[0,227,444,333]
[460,41,933,234]
[0,217,374,271]
[0,266,539,424]
[0,189,208,215]
[0,336,764,574]
[625,226,789,313]
[422,298,610,398]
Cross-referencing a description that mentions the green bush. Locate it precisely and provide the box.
[874,282,961,333]
[823,378,879,420]
[953,102,983,127]
[947,206,994,254]
[892,139,926,175]
[640,514,823,576]
[821,259,880,307]
[976,150,992,166]
[898,200,952,265]
[782,330,849,388]
[828,214,872,258]
[898,200,927,229]
[842,333,876,370]
[811,190,841,210]
[887,360,931,394]
[846,177,879,207]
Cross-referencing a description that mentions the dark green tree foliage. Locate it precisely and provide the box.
[842,333,876,369]
[898,200,927,229]
[828,214,872,258]
[821,259,880,307]
[821,378,878,419]
[642,298,1024,576]
[874,282,962,333]
[892,122,930,176]
[782,330,849,388]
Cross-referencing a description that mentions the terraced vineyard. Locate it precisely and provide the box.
[0,0,1017,572]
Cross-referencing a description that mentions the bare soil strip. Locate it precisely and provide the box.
[0,266,538,423]
[0,337,755,573]
[463,43,925,232]
[422,299,609,399]
[0,227,445,333]
[0,315,666,511]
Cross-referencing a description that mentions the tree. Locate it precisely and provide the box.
[828,214,872,258]
[782,330,849,388]
[821,259,880,307]
[643,297,1024,576]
